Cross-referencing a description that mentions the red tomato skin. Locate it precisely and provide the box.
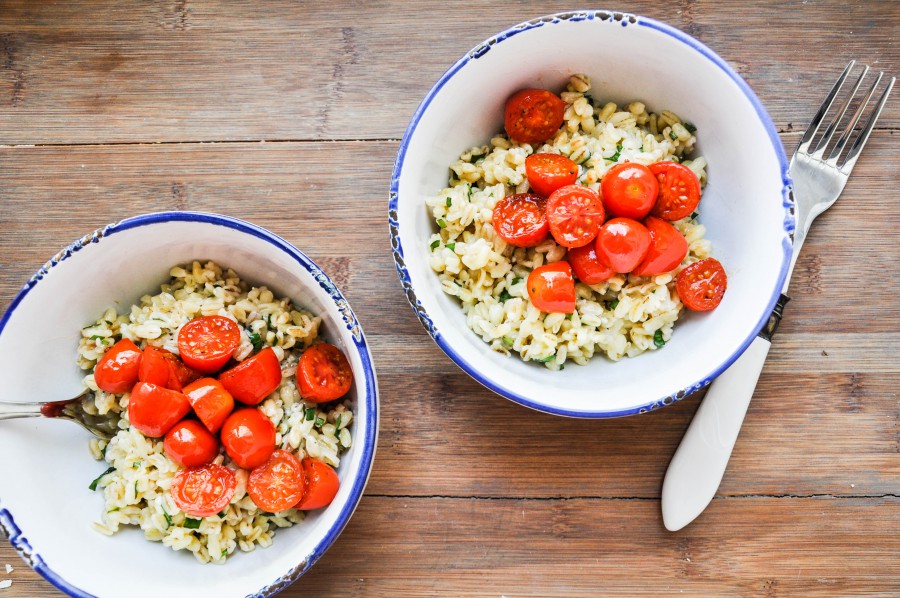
[600,162,659,219]
[218,347,282,405]
[139,346,199,392]
[94,339,143,394]
[170,463,236,518]
[220,408,276,470]
[525,153,579,197]
[526,261,576,314]
[504,89,566,145]
[297,344,354,403]
[492,193,549,248]
[248,450,307,513]
[183,377,235,434]
[295,458,340,511]
[595,218,652,274]
[164,420,220,468]
[128,382,192,438]
[546,185,605,248]
[632,216,689,276]
[676,258,728,311]
[177,316,241,374]
[649,162,702,221]
[567,244,615,284]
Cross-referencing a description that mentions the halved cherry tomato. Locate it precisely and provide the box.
[527,261,576,314]
[546,185,605,248]
[164,420,220,468]
[183,377,234,433]
[676,258,727,311]
[525,153,579,197]
[94,338,143,394]
[177,315,241,374]
[248,450,307,513]
[139,345,199,392]
[632,216,689,276]
[504,88,566,145]
[600,162,659,219]
[595,218,652,274]
[649,161,702,221]
[220,408,275,470]
[295,458,340,511]
[218,346,282,405]
[128,382,192,438]
[297,343,353,403]
[170,463,236,518]
[492,193,549,248]
[567,243,615,284]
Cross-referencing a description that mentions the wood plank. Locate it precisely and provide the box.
[0,0,896,144]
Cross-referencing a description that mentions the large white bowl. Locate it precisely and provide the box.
[389,11,794,417]
[0,212,379,597]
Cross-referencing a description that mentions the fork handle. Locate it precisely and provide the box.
[661,336,771,531]
[0,401,44,421]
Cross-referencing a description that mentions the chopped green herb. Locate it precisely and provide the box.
[82,324,96,330]
[690,211,699,220]
[218,511,227,519]
[534,354,556,363]
[221,549,228,558]
[305,407,316,421]
[249,332,264,351]
[469,153,484,163]
[101,443,108,458]
[132,461,141,469]
[467,184,474,198]
[162,507,172,529]
[669,131,678,140]
[653,330,666,348]
[89,334,105,341]
[502,336,514,349]
[609,143,623,162]
[499,290,513,302]
[670,156,680,163]
[605,299,619,311]
[576,151,592,165]
[184,517,202,529]
[107,507,120,513]
[446,242,456,251]
[89,466,116,491]
[134,481,139,495]
[437,218,447,229]
[446,197,452,207]
[265,314,274,329]
[429,239,440,251]
[584,94,595,107]
[314,417,325,428]
[335,415,342,433]
[639,146,645,152]
[511,276,522,286]
[684,122,697,133]
[565,313,573,320]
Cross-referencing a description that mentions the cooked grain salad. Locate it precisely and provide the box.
[77,261,353,564]
[426,74,713,369]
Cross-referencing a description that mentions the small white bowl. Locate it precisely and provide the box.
[389,11,794,417]
[0,212,379,597]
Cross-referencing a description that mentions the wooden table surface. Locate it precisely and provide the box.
[1,1,898,596]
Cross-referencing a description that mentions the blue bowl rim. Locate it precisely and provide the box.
[388,10,794,418]
[0,210,380,597]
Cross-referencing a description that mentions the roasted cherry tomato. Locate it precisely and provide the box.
[177,315,241,374]
[295,458,340,511]
[649,161,702,221]
[170,463,236,518]
[546,185,605,248]
[595,217,652,274]
[220,408,275,470]
[297,343,353,403]
[218,347,282,405]
[139,345,199,392]
[492,193,549,248]
[248,450,307,513]
[527,261,576,314]
[129,382,192,438]
[164,420,220,468]
[525,153,579,197]
[183,377,234,434]
[504,88,566,145]
[600,162,659,219]
[567,243,615,284]
[676,258,727,311]
[632,216,689,276]
[94,338,143,394]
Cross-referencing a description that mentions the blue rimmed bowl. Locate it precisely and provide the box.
[389,11,793,417]
[0,212,379,597]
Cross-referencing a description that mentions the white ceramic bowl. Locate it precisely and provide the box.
[0,212,379,597]
[389,11,793,417]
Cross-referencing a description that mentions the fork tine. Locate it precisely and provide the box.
[825,70,884,163]
[811,65,869,158]
[840,75,895,173]
[798,61,855,152]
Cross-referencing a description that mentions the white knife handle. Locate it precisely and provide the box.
[661,336,772,531]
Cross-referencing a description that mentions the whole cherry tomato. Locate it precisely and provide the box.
[139,345,199,392]
[632,216,689,276]
[567,243,615,284]
[248,450,307,513]
[177,315,241,373]
[220,408,276,470]
[527,261,576,314]
[295,458,340,511]
[546,185,605,248]
[649,161,702,221]
[94,338,143,394]
[164,420,220,468]
[525,153,579,197]
[218,346,282,405]
[128,382,192,438]
[676,258,727,311]
[600,162,659,219]
[595,218,652,274]
[504,88,566,145]
[183,377,234,434]
[492,193,549,248]
[297,343,354,403]
[170,463,236,518]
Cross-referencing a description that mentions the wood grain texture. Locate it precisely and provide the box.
[1,0,898,596]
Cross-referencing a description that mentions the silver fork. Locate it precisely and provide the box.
[0,390,119,441]
[661,61,895,531]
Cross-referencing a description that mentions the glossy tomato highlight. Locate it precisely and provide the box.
[527,261,576,314]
